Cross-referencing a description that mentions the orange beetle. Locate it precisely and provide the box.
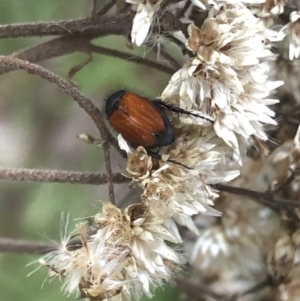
[105,90,175,149]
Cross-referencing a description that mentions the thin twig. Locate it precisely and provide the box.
[0,238,83,254]
[89,44,176,74]
[0,56,116,203]
[68,53,93,80]
[97,0,118,16]
[164,32,194,58]
[161,10,189,38]
[151,45,181,70]
[238,277,272,298]
[216,184,300,223]
[0,238,56,254]
[273,173,295,193]
[159,48,181,69]
[215,184,300,208]
[0,168,128,185]
[176,0,191,18]
[91,0,98,17]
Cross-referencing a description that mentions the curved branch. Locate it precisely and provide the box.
[0,36,92,75]
[0,37,176,76]
[0,168,128,185]
[0,56,116,203]
[0,14,131,39]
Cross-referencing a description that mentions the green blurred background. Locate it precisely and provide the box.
[0,1,180,300]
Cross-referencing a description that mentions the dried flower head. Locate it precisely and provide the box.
[40,203,182,301]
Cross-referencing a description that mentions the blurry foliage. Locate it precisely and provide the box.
[0,1,179,300]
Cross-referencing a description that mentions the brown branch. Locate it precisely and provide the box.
[215,184,300,208]
[215,184,276,206]
[160,49,181,70]
[0,238,56,254]
[97,0,118,16]
[0,14,131,39]
[0,56,116,203]
[0,238,83,254]
[273,173,295,193]
[176,0,191,18]
[0,37,176,76]
[91,0,98,18]
[105,132,122,157]
[215,184,300,223]
[0,36,93,75]
[68,53,93,80]
[0,168,128,185]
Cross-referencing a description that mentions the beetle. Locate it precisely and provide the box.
[105,90,213,149]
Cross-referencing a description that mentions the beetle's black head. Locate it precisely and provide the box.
[105,90,126,119]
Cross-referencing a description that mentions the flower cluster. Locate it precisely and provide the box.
[122,0,282,236]
[187,126,300,299]
[161,3,283,159]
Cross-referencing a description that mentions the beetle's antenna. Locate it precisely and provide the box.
[155,100,214,124]
[147,150,193,170]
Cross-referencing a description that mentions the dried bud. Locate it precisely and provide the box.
[126,147,153,181]
[77,133,97,144]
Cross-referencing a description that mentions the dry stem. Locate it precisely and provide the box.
[0,168,128,185]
